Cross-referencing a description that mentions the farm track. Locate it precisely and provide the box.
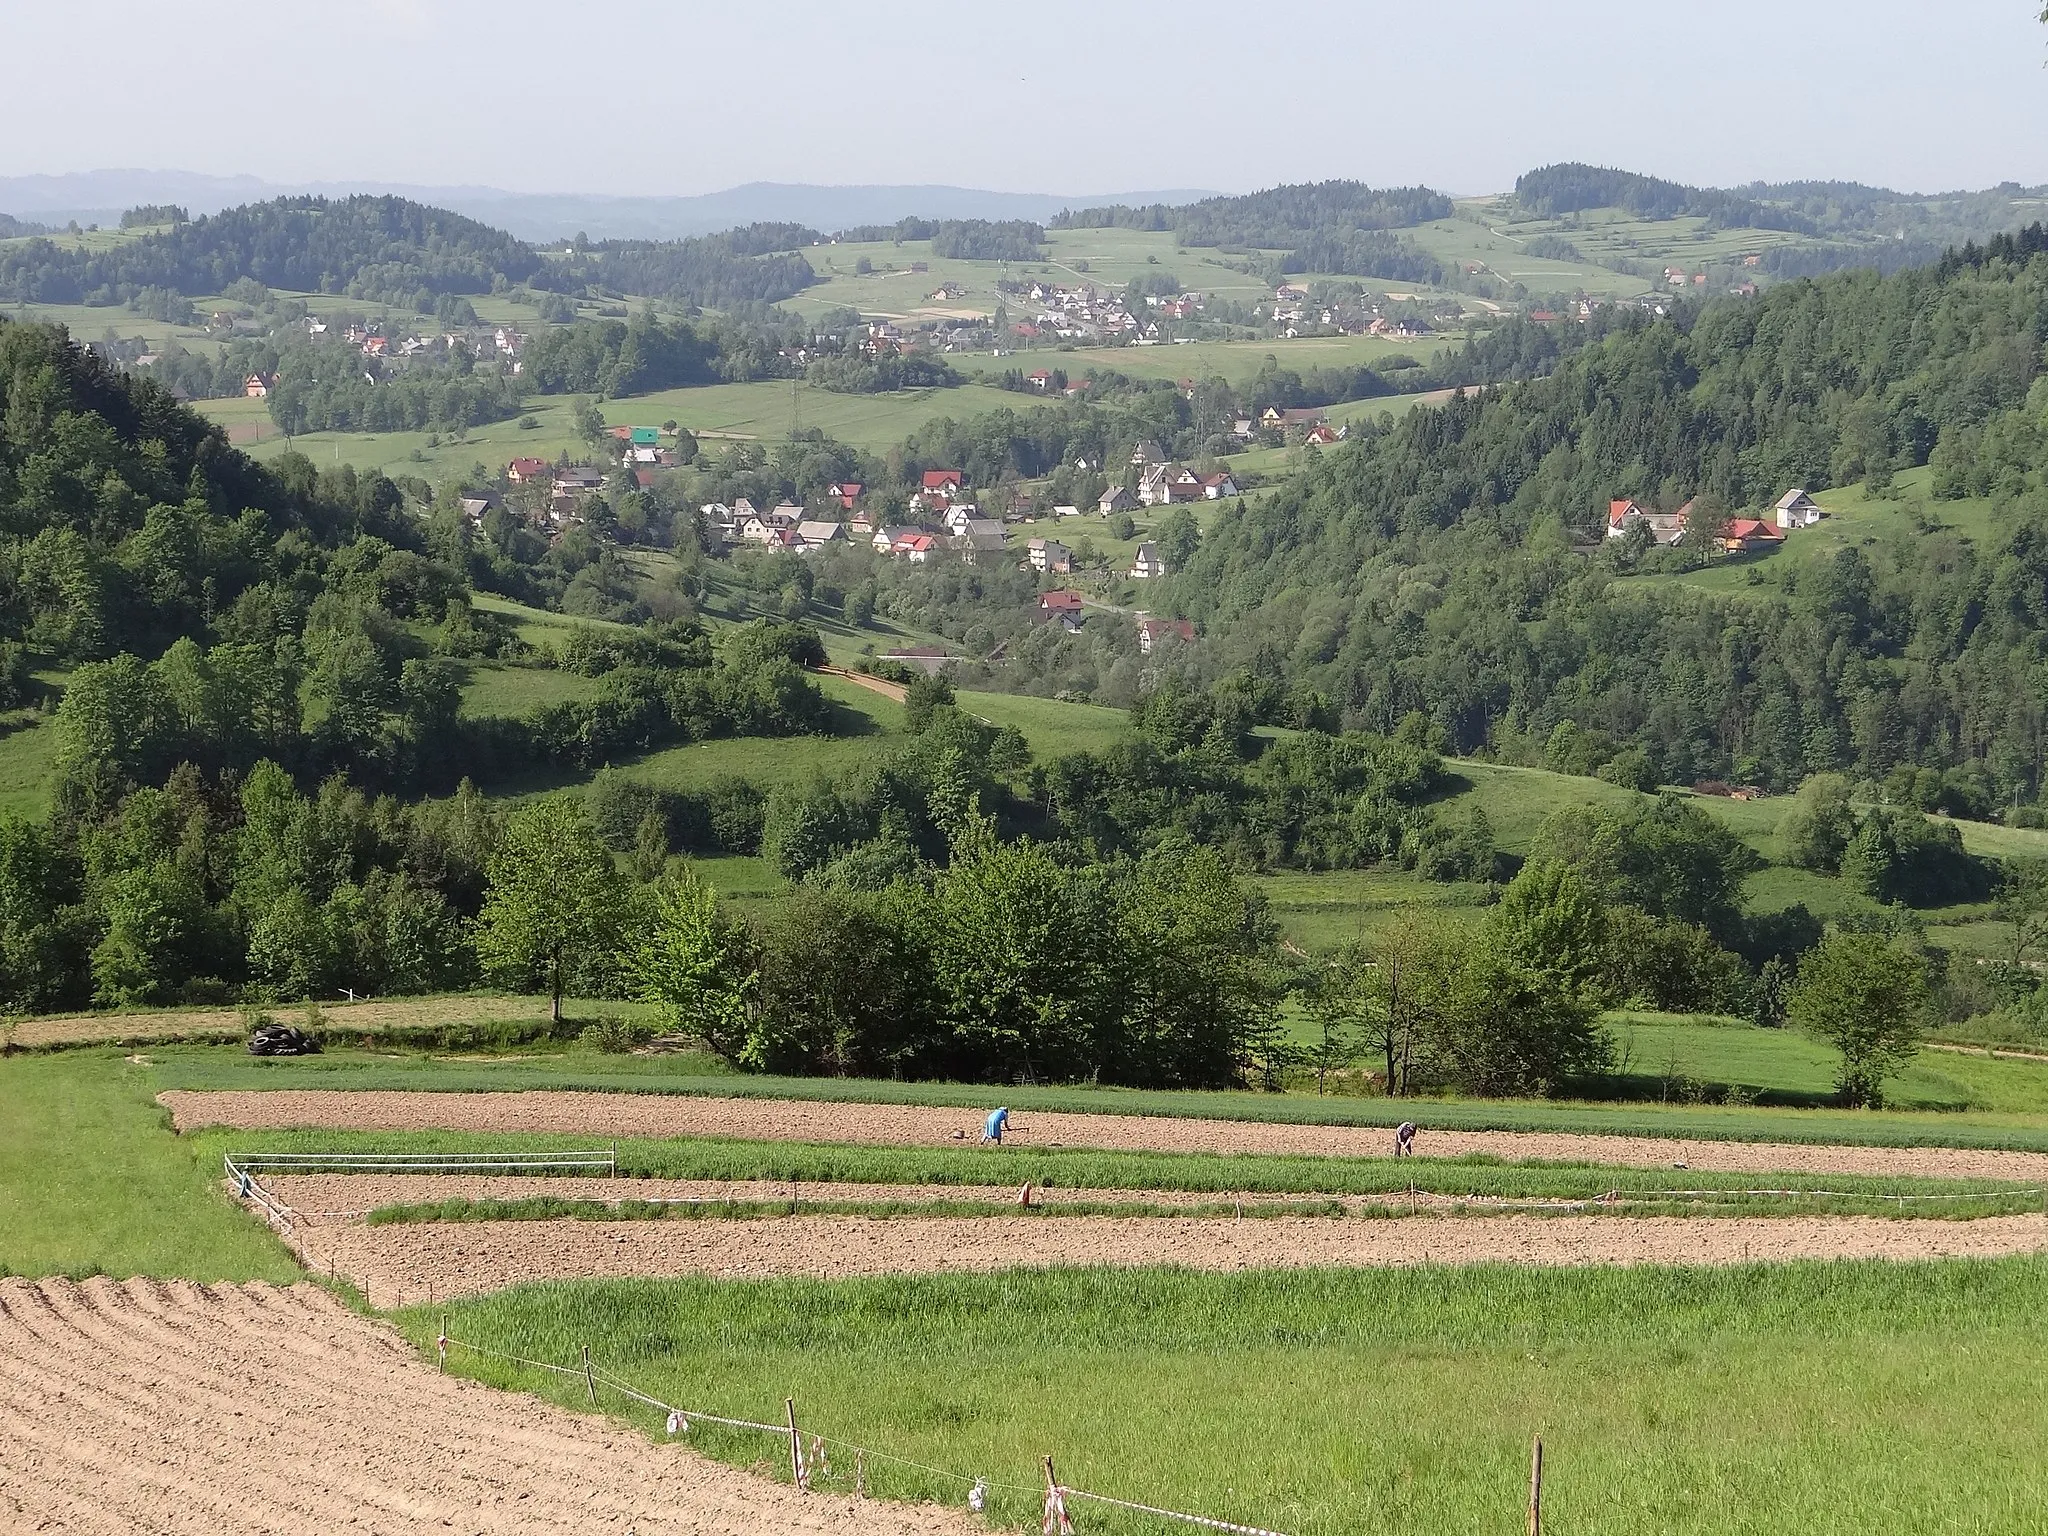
[166,1088,2048,1183]
[0,1275,975,1535]
[295,1211,2048,1304]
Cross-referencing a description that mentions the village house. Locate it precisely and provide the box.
[555,467,605,493]
[1775,489,1826,529]
[1098,486,1141,516]
[1130,542,1168,580]
[942,505,985,537]
[1137,617,1196,654]
[1028,538,1073,574]
[1037,589,1086,631]
[506,457,552,485]
[1304,424,1343,447]
[1201,472,1239,500]
[1053,504,1083,519]
[1721,518,1786,555]
[1128,441,1166,467]
[828,481,863,510]
[954,525,1011,563]
[794,521,844,550]
[1605,498,1687,546]
[458,496,492,524]
[958,517,1007,545]
[242,372,274,398]
[895,532,937,564]
[874,526,920,554]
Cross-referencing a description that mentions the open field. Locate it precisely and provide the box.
[305,1209,2048,1303]
[948,332,1438,386]
[411,1260,2048,1535]
[160,1087,2048,1176]
[139,1038,2048,1148]
[0,1053,296,1282]
[0,1275,970,1535]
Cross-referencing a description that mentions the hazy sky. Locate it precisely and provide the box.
[6,0,2047,196]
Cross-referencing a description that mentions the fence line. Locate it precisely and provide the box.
[439,1333,1282,1533]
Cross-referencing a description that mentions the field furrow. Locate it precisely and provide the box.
[295,1209,2048,1300]
[165,1088,2048,1181]
[0,1278,980,1536]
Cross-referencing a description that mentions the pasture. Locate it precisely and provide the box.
[408,1259,2048,1536]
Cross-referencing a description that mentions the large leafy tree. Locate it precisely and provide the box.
[1787,930,1930,1107]
[475,796,619,1021]
[625,863,758,1061]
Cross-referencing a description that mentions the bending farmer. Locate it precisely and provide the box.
[983,1106,1011,1144]
[1394,1121,1417,1157]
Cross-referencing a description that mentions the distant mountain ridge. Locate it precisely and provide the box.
[0,171,1221,241]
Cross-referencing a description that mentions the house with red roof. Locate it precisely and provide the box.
[828,481,863,510]
[1720,518,1785,554]
[921,469,965,492]
[507,457,552,484]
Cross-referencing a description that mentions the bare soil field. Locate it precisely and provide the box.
[167,1088,2048,1182]
[14,995,549,1049]
[294,1211,2048,1303]
[0,1275,974,1536]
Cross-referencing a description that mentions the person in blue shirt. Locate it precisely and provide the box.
[982,1106,1010,1144]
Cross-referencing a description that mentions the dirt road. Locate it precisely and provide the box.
[297,1211,2048,1304]
[0,1275,974,1535]
[166,1088,2048,1183]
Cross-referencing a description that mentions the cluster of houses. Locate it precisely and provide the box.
[1266,285,1435,340]
[1010,282,1152,345]
[1033,590,1192,650]
[1604,488,1827,553]
[498,457,611,531]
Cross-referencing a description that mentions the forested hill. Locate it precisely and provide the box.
[1053,181,1453,241]
[0,197,821,310]
[0,196,541,306]
[1171,228,2048,798]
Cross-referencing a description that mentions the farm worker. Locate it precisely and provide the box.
[983,1106,1011,1144]
[1394,1121,1417,1157]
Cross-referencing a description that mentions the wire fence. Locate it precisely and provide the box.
[436,1331,1293,1536]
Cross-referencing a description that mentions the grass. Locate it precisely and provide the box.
[458,661,602,718]
[0,1051,296,1281]
[138,1038,2048,1151]
[191,1126,2041,1209]
[402,1259,2048,1535]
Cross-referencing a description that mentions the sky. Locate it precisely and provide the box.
[4,0,2047,198]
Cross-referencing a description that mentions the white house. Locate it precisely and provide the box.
[1775,489,1825,529]
[794,521,843,549]
[1130,542,1168,580]
[1028,538,1072,574]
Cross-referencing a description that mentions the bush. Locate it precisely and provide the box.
[579,1014,653,1053]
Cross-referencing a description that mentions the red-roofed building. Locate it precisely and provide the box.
[507,457,552,484]
[828,481,863,510]
[921,469,965,492]
[1720,518,1785,554]
[1039,590,1085,615]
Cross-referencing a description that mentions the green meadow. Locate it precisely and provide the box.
[407,1260,2048,1536]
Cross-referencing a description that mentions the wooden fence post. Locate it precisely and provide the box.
[786,1397,806,1489]
[1527,1434,1543,1536]
[582,1345,597,1406]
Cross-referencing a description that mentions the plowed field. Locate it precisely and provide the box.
[0,1276,974,1535]
[293,1210,2048,1304]
[164,1088,2048,1182]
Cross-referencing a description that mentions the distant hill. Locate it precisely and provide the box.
[0,171,1220,242]
[1514,163,2048,278]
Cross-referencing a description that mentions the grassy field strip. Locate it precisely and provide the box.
[191,1129,2048,1206]
[149,1062,2048,1152]
[392,1261,2048,1535]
